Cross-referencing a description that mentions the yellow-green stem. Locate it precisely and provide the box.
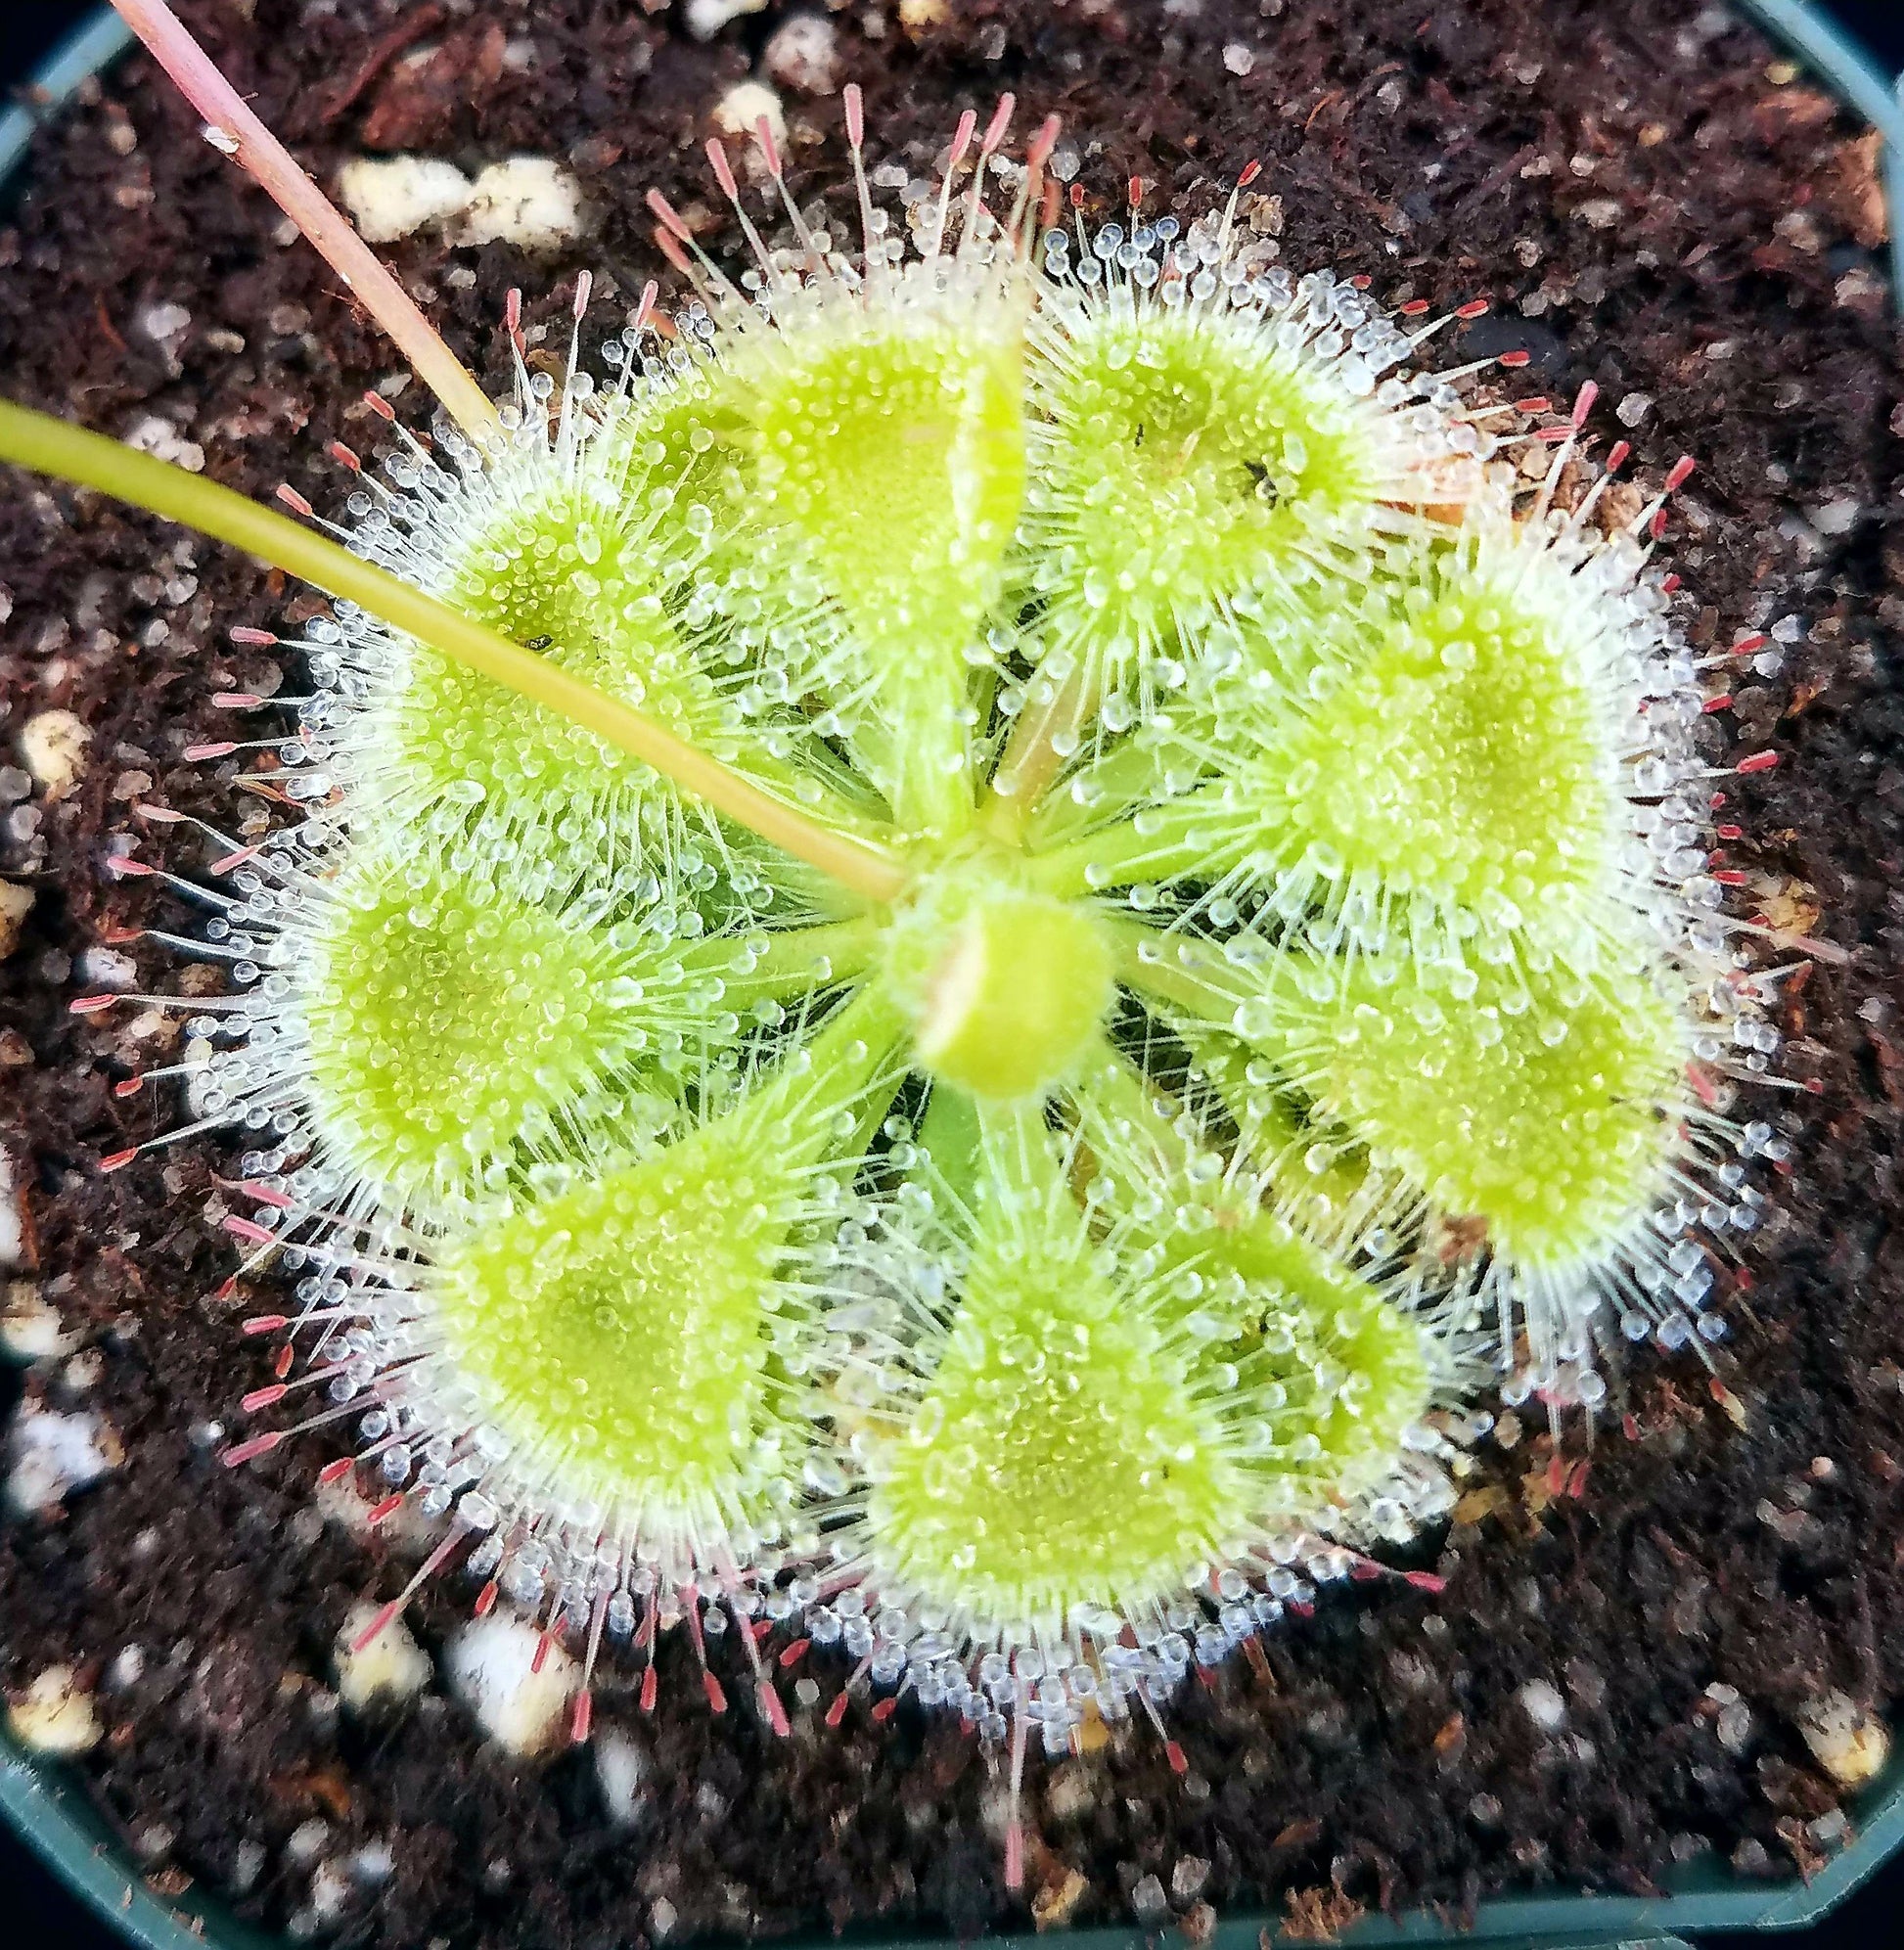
[1111,921,1251,1025]
[1026,807,1203,898]
[673,916,883,1001]
[979,661,1092,847]
[0,401,910,905]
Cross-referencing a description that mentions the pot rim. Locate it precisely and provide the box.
[1,6,1900,1947]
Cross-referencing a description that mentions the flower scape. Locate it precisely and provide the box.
[7,3,1802,1892]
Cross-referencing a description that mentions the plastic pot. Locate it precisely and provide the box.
[2,7,1901,1948]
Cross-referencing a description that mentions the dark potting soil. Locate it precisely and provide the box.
[2,0,1903,1943]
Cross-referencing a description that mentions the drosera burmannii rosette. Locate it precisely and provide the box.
[0,0,1812,1887]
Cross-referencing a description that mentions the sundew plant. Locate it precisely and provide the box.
[5,0,1799,1875]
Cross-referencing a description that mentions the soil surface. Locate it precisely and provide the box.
[2,1,1903,1944]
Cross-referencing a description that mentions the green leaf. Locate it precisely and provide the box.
[855,1104,1254,1635]
[1263,950,1695,1270]
[742,310,1027,833]
[428,988,904,1532]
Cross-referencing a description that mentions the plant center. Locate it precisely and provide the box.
[883,846,1115,1102]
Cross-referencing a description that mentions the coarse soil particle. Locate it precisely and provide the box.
[1,0,1902,1944]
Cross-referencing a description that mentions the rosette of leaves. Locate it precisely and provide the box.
[11,70,1773,1769]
